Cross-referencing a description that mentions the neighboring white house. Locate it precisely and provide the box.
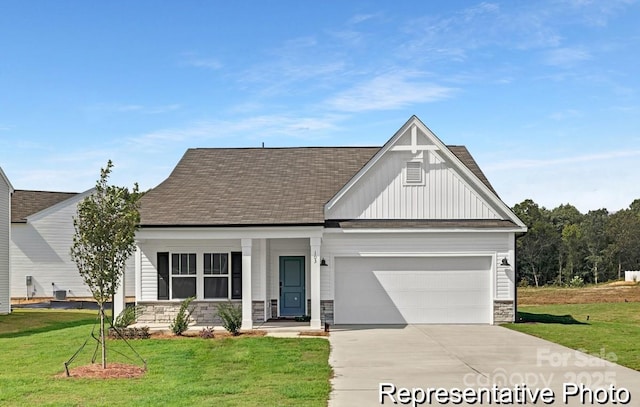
[625,271,640,282]
[10,189,135,301]
[134,116,527,329]
[0,167,13,314]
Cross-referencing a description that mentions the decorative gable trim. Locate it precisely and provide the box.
[325,116,526,230]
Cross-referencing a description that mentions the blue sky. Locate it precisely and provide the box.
[1,1,638,213]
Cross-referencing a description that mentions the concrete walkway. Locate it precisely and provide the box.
[329,325,640,406]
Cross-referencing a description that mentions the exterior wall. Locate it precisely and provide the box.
[326,135,500,220]
[0,176,10,314]
[137,300,243,325]
[493,300,515,323]
[323,231,515,325]
[322,231,511,300]
[9,196,135,299]
[136,300,263,326]
[625,271,640,282]
[137,239,242,302]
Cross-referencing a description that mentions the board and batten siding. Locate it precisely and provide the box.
[327,147,500,221]
[322,232,514,301]
[0,174,10,314]
[10,194,135,299]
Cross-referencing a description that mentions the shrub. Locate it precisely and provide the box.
[108,326,150,340]
[216,302,242,336]
[199,327,215,339]
[568,275,584,288]
[170,297,195,336]
[114,305,142,328]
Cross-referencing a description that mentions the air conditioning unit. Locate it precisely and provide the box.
[53,290,67,301]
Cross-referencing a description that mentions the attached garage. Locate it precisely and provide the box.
[334,256,493,324]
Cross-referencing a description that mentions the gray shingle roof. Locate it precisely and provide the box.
[139,146,496,226]
[11,190,78,223]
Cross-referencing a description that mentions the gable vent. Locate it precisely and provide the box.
[405,161,423,184]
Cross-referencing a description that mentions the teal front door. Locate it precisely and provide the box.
[279,256,305,316]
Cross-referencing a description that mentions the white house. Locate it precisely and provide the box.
[134,116,527,329]
[0,167,13,314]
[10,189,135,301]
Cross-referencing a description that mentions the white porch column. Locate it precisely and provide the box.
[310,237,322,329]
[241,238,253,330]
[113,273,126,320]
[258,239,268,322]
[134,245,141,302]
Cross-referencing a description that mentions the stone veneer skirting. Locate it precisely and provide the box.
[493,300,515,323]
[139,300,507,325]
[137,300,266,326]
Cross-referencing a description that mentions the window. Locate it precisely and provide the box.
[204,253,229,299]
[405,161,423,185]
[171,253,196,298]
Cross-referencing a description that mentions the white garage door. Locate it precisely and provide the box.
[334,256,492,324]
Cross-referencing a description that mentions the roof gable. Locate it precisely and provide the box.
[325,116,526,228]
[11,190,80,223]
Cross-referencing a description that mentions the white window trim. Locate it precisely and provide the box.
[170,253,197,300]
[203,252,231,299]
[166,250,239,301]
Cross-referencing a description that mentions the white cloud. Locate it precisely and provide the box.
[348,13,379,25]
[486,149,640,212]
[549,109,582,120]
[128,113,346,150]
[544,47,592,66]
[180,52,223,70]
[485,149,640,172]
[86,103,181,115]
[326,71,456,112]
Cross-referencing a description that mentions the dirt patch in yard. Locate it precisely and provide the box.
[518,283,640,305]
[59,363,145,379]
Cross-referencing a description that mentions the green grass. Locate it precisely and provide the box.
[0,308,98,337]
[0,310,331,406]
[506,303,640,371]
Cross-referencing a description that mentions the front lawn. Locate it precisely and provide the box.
[506,302,640,371]
[0,310,331,406]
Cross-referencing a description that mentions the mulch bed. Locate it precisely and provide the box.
[149,330,267,339]
[59,363,146,379]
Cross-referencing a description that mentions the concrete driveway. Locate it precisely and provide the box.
[329,325,640,406]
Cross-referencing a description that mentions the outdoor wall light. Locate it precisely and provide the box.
[320,258,328,267]
[500,257,510,267]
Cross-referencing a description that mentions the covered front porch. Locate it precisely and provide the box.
[126,226,332,330]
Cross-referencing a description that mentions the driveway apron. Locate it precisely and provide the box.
[329,325,640,406]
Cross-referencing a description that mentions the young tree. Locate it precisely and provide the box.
[70,160,141,368]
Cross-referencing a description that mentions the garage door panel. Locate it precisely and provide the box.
[335,257,491,324]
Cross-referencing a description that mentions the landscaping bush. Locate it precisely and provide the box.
[114,305,142,328]
[108,326,151,339]
[199,327,215,339]
[216,302,242,336]
[170,297,195,335]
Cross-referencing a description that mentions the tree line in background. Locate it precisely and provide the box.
[512,199,640,287]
